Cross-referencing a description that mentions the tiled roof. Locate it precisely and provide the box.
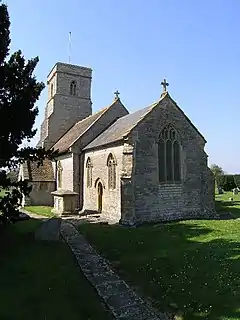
[22,159,54,181]
[84,92,206,150]
[84,102,158,150]
[52,107,109,153]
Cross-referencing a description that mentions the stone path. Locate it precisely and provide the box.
[60,220,170,320]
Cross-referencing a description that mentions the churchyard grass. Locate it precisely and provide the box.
[78,192,240,320]
[24,205,55,217]
[215,190,240,218]
[0,219,111,320]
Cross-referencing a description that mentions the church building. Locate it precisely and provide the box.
[19,62,216,225]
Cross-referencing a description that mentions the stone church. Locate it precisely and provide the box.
[19,62,215,225]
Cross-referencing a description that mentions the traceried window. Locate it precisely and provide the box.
[86,157,93,188]
[57,161,63,189]
[107,153,116,189]
[70,80,77,95]
[158,126,181,183]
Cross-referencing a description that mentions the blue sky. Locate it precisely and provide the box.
[6,0,240,173]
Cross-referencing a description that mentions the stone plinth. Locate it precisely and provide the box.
[51,189,78,216]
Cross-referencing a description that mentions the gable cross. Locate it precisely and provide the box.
[114,90,120,100]
[161,79,169,93]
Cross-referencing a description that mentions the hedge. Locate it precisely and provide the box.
[234,174,240,188]
[216,174,237,191]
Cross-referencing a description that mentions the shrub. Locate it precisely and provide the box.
[216,175,236,191]
[234,174,240,188]
[216,175,225,188]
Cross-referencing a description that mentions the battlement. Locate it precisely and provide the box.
[48,62,92,83]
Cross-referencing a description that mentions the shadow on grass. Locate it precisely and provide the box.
[79,221,240,320]
[0,218,111,320]
[215,198,240,219]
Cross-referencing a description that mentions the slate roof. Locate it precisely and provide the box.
[84,92,206,150]
[22,159,54,182]
[53,107,109,153]
[84,101,158,150]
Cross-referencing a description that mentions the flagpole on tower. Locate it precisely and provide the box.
[68,31,72,63]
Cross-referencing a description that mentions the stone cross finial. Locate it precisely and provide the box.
[161,79,169,93]
[114,90,120,100]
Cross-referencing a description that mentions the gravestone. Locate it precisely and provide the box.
[233,188,239,196]
[35,218,61,241]
[218,187,224,194]
[51,189,78,216]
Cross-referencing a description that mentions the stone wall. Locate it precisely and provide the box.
[39,62,92,149]
[22,181,55,206]
[70,99,128,210]
[123,95,215,223]
[83,145,124,222]
[57,153,74,191]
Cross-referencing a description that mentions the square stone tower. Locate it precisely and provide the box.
[38,62,92,149]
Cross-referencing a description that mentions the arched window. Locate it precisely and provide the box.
[107,153,117,189]
[57,161,63,189]
[86,157,93,188]
[50,83,54,97]
[70,80,77,95]
[158,126,181,183]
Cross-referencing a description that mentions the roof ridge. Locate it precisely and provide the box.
[68,99,123,148]
[69,106,111,148]
[61,98,120,135]
[83,93,169,151]
[53,98,124,153]
[122,94,167,136]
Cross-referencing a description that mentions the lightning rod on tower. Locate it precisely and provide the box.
[68,31,72,63]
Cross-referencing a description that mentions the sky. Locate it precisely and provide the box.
[5,0,240,173]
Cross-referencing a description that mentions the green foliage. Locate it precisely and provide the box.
[6,169,18,184]
[0,4,57,223]
[210,164,224,180]
[216,174,236,191]
[216,175,225,189]
[234,174,240,188]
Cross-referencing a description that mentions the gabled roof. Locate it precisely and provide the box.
[84,92,206,150]
[53,106,109,153]
[83,102,159,150]
[22,159,54,182]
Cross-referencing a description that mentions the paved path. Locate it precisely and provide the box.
[60,220,170,320]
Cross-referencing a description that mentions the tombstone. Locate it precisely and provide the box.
[218,187,224,194]
[51,189,78,216]
[35,218,61,241]
[233,188,239,196]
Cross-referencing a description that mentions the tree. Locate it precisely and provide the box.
[6,168,19,184]
[210,164,224,180]
[0,3,57,223]
[210,164,224,187]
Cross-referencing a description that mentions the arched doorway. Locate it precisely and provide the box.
[97,182,103,213]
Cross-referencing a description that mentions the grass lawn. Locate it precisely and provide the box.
[215,190,240,218]
[24,205,55,217]
[0,220,111,320]
[78,192,240,320]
